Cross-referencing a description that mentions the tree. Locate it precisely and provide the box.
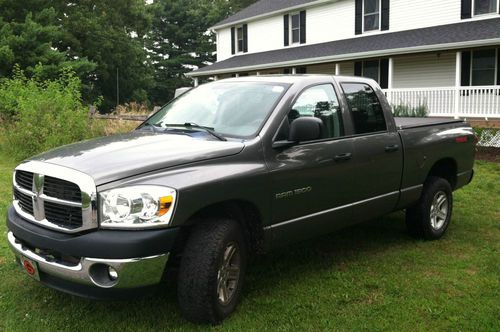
[0,0,153,111]
[0,4,95,80]
[56,0,154,110]
[146,0,258,106]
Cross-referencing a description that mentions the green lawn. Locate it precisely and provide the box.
[0,155,498,331]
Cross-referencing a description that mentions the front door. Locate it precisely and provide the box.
[266,83,357,245]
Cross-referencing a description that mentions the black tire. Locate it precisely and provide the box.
[177,219,247,324]
[405,176,453,240]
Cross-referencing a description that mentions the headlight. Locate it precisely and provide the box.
[99,186,176,229]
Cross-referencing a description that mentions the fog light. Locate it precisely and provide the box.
[108,266,118,281]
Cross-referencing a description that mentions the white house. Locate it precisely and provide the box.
[188,0,500,119]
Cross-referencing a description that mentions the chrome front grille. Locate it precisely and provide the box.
[13,187,34,215]
[44,176,82,202]
[15,171,33,191]
[12,161,98,234]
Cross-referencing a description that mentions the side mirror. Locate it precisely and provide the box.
[289,117,324,142]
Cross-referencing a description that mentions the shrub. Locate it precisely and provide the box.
[0,66,103,160]
[392,101,428,117]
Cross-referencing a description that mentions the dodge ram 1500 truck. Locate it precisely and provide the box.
[7,75,476,324]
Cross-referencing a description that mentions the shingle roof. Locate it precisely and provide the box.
[191,18,500,76]
[214,0,321,27]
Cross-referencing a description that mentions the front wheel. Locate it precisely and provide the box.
[406,176,453,240]
[177,219,247,324]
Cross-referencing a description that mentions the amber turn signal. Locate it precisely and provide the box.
[159,196,174,216]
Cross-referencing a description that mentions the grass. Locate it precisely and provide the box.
[0,153,498,331]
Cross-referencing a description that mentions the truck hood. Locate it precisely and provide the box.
[30,131,245,185]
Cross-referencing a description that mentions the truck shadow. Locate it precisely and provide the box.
[31,212,417,327]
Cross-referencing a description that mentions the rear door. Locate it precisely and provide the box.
[337,80,403,221]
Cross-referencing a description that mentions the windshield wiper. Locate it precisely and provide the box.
[164,122,227,141]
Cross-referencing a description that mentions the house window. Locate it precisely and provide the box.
[474,0,498,15]
[237,27,244,53]
[284,11,306,46]
[364,0,380,31]
[471,49,497,85]
[291,14,300,44]
[362,60,380,82]
[231,24,248,55]
[354,59,389,88]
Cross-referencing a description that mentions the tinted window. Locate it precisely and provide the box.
[341,83,387,134]
[277,84,343,140]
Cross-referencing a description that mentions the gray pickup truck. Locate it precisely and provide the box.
[7,75,476,324]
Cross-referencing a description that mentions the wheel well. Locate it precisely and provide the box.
[185,200,265,255]
[427,158,457,189]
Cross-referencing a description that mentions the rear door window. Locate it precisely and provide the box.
[341,83,387,134]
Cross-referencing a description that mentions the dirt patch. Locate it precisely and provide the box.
[476,147,499,163]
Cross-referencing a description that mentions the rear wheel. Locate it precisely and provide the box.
[406,177,453,240]
[177,219,246,324]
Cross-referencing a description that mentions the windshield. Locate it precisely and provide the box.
[141,81,289,137]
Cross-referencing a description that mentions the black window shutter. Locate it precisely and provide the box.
[497,49,500,85]
[284,15,290,46]
[300,11,306,44]
[380,59,389,89]
[355,0,363,35]
[461,0,472,19]
[242,24,248,53]
[354,61,363,76]
[381,0,390,31]
[231,27,236,55]
[461,51,471,86]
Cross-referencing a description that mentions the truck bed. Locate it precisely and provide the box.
[395,117,464,130]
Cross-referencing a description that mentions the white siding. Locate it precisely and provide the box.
[247,15,284,53]
[307,0,354,44]
[393,52,456,88]
[307,63,336,74]
[338,61,354,76]
[215,0,499,59]
[390,0,461,32]
[217,28,232,61]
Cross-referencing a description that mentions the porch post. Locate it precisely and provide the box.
[387,57,394,105]
[292,67,297,75]
[213,75,218,81]
[235,73,240,78]
[256,72,261,76]
[335,63,340,76]
[454,51,462,119]
[194,77,199,87]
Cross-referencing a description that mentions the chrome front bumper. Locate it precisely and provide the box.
[8,232,169,289]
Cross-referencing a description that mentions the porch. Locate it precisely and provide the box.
[383,85,500,119]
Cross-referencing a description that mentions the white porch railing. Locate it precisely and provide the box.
[383,86,500,119]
